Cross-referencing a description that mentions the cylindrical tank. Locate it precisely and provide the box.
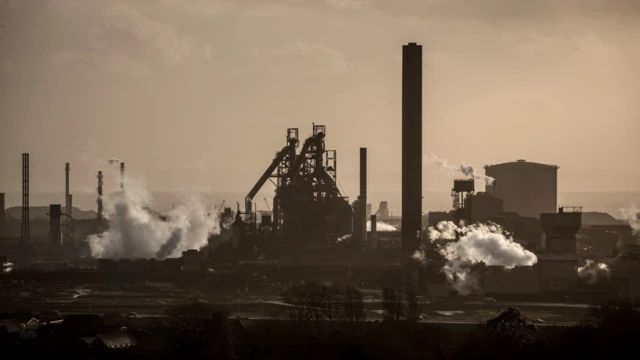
[484,160,558,218]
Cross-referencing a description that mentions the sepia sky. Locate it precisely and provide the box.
[1,0,639,196]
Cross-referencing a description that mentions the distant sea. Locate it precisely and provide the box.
[2,190,639,219]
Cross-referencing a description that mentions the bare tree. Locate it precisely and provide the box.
[165,302,230,358]
[382,288,404,321]
[405,288,422,322]
[282,282,349,324]
[321,284,343,323]
[343,286,366,322]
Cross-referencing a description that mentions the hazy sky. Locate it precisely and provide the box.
[1,0,639,196]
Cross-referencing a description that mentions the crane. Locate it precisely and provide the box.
[263,198,272,212]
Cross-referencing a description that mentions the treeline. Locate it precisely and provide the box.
[5,283,640,359]
[280,282,422,323]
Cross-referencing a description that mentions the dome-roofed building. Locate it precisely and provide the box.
[484,160,558,218]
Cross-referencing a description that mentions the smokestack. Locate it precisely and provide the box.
[67,194,73,219]
[0,192,5,237]
[97,171,104,222]
[120,162,125,189]
[402,43,422,289]
[65,163,70,219]
[359,147,367,246]
[21,153,30,245]
[49,204,62,247]
[370,214,378,250]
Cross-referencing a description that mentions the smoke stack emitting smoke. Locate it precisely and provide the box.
[86,174,220,260]
[415,221,537,295]
[426,153,495,185]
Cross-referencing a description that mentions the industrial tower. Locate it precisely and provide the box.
[401,43,423,291]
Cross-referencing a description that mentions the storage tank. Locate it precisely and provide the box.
[484,160,558,218]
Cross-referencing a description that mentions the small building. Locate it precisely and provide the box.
[183,250,203,273]
[483,266,540,300]
[467,192,503,223]
[536,253,580,296]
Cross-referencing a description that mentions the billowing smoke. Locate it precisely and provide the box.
[425,153,495,185]
[411,251,426,263]
[86,175,220,260]
[577,260,611,284]
[366,220,397,231]
[2,262,13,273]
[108,157,123,165]
[619,205,640,236]
[423,221,537,295]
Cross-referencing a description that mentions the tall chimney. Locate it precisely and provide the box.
[120,162,125,189]
[21,153,30,245]
[49,204,62,247]
[67,194,73,219]
[0,192,5,237]
[65,163,70,218]
[97,171,104,221]
[402,43,423,290]
[370,214,378,250]
[359,147,367,247]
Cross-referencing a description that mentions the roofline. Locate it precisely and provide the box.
[484,161,559,170]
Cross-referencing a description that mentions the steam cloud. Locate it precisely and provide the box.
[108,157,123,164]
[619,205,640,237]
[426,153,495,184]
[421,221,537,295]
[86,175,220,260]
[366,220,397,232]
[2,262,14,273]
[577,260,611,285]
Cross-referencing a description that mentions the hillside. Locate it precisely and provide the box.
[581,211,626,226]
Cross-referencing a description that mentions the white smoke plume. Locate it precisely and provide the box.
[86,175,220,260]
[619,205,640,236]
[2,262,14,273]
[412,251,426,263]
[425,153,495,185]
[577,260,611,285]
[108,157,123,165]
[424,221,537,295]
[366,220,397,232]
[336,234,352,243]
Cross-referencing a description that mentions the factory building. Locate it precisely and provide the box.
[483,266,540,300]
[488,213,544,252]
[484,160,558,218]
[466,192,503,224]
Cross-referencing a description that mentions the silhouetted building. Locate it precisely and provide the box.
[376,201,390,219]
[489,213,544,252]
[466,192,503,223]
[484,160,558,218]
[49,204,62,247]
[541,207,582,254]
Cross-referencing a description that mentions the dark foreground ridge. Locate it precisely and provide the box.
[2,300,639,359]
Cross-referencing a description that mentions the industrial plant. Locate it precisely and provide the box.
[1,42,640,322]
